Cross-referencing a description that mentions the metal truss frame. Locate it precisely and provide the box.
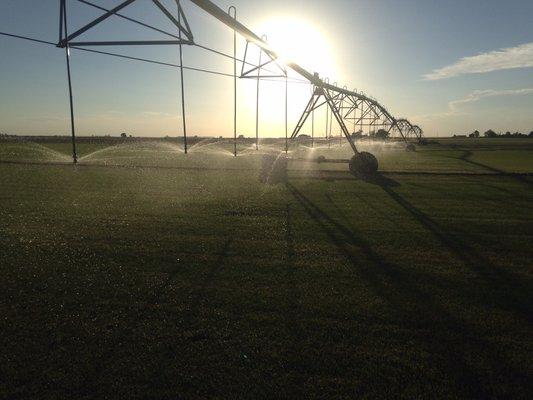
[57,0,195,162]
[45,0,422,163]
[240,40,287,79]
[392,119,424,140]
[189,0,422,156]
[57,0,194,48]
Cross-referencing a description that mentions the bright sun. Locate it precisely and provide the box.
[256,16,336,78]
[240,17,338,138]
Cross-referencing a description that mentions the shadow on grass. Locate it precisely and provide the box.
[86,238,234,392]
[367,177,532,323]
[455,150,533,188]
[180,237,234,337]
[286,180,529,397]
[145,237,234,388]
[282,203,307,395]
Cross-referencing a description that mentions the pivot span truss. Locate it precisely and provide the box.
[188,0,423,152]
[2,0,423,166]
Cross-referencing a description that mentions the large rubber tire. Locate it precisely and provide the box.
[349,152,378,176]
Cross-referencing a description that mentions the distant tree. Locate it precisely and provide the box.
[238,134,245,139]
[504,131,511,137]
[469,130,480,138]
[374,129,390,140]
[484,129,498,138]
[529,131,533,137]
[120,132,127,138]
[351,130,363,139]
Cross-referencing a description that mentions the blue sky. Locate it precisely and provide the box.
[1,0,532,137]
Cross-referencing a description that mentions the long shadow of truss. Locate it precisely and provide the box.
[451,150,533,188]
[285,180,530,396]
[375,179,530,320]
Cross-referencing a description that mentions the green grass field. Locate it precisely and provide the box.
[1,137,532,399]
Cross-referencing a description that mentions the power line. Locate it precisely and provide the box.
[0,31,309,84]
[75,0,303,79]
[0,32,56,46]
[73,45,234,77]
[72,46,308,83]
[0,31,231,77]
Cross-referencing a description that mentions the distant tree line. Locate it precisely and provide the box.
[349,129,390,140]
[453,129,533,138]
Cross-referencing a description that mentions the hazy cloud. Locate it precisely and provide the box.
[141,111,175,118]
[414,88,533,121]
[449,88,533,111]
[423,42,533,80]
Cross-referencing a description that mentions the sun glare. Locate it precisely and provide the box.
[256,16,336,78]
[237,16,338,138]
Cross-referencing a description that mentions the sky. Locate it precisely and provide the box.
[0,0,532,137]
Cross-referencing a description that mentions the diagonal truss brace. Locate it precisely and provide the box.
[290,86,359,154]
[240,40,287,78]
[57,0,194,47]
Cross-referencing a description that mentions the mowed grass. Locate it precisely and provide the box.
[0,138,532,399]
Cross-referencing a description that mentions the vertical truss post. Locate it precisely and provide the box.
[329,82,337,149]
[324,78,329,147]
[61,0,77,164]
[360,101,363,134]
[369,111,375,134]
[177,0,188,154]
[327,105,333,149]
[255,35,267,151]
[311,85,315,148]
[255,53,260,150]
[325,105,328,147]
[284,70,288,153]
[340,86,347,146]
[352,92,357,135]
[228,6,237,156]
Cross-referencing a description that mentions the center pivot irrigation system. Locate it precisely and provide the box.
[3,0,424,175]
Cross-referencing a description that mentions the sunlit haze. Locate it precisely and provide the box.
[0,0,532,137]
[256,16,337,78]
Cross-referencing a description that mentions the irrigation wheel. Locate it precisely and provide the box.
[348,152,378,175]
